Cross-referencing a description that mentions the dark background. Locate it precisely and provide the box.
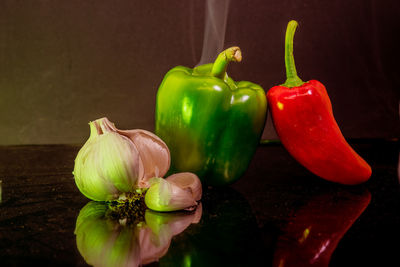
[0,0,399,145]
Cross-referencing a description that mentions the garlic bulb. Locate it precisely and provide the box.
[145,172,202,212]
[73,117,170,201]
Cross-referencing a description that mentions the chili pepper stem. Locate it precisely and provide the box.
[211,46,242,80]
[282,20,304,88]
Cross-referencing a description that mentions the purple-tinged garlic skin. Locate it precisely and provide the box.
[73,117,170,201]
[144,173,202,212]
[166,172,202,201]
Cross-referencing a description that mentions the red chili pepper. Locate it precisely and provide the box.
[267,20,372,185]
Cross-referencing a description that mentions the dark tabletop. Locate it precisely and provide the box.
[0,140,399,267]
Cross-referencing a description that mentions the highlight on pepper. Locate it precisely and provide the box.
[73,117,202,212]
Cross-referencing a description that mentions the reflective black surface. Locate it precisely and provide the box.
[0,140,399,266]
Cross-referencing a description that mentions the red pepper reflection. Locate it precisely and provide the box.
[273,190,371,267]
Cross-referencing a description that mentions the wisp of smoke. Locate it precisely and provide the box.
[197,0,231,66]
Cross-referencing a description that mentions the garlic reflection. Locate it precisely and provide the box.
[73,117,170,201]
[145,172,202,212]
[74,201,202,267]
[75,202,141,267]
[140,205,202,264]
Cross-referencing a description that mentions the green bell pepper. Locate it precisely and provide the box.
[155,47,267,186]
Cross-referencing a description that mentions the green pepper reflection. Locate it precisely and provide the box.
[74,201,202,267]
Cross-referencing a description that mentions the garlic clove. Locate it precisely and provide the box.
[100,117,170,187]
[74,119,143,201]
[144,177,198,212]
[95,117,145,180]
[96,133,142,193]
[74,138,117,201]
[117,129,171,187]
[165,172,202,201]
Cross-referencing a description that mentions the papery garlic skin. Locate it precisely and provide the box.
[73,118,170,201]
[117,129,170,188]
[166,172,202,202]
[144,173,202,212]
[74,128,139,201]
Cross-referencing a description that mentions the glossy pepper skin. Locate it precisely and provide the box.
[267,21,371,185]
[156,47,267,186]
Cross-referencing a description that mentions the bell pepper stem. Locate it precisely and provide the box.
[282,20,304,88]
[211,46,242,79]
